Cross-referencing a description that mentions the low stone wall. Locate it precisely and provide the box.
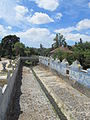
[0,58,21,120]
[39,56,90,88]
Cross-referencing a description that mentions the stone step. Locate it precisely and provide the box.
[33,65,90,120]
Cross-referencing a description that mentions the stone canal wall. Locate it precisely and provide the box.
[39,56,90,88]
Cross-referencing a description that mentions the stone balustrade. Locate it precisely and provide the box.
[39,56,90,88]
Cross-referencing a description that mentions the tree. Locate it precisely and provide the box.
[1,35,20,58]
[58,33,66,46]
[40,44,43,49]
[53,34,59,48]
[53,33,67,48]
[79,38,83,44]
[24,47,31,56]
[40,44,44,55]
[73,41,90,69]
[14,42,25,56]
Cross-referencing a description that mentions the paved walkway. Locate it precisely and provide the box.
[7,67,59,120]
[33,65,90,120]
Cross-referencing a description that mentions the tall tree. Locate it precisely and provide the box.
[53,33,67,48]
[40,44,43,49]
[58,33,67,47]
[53,34,59,48]
[79,38,83,44]
[1,35,20,58]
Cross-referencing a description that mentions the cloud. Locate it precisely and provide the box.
[0,25,55,48]
[76,19,90,30]
[55,27,75,34]
[27,12,54,24]
[0,25,10,38]
[88,2,90,8]
[65,33,90,42]
[16,28,55,47]
[55,26,90,43]
[6,26,12,30]
[0,0,17,25]
[14,5,29,22]
[55,13,62,20]
[15,5,28,15]
[34,0,59,11]
[0,0,30,27]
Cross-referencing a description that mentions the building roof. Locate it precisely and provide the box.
[50,47,73,54]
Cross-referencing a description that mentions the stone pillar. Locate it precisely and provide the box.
[60,59,69,75]
[69,60,82,81]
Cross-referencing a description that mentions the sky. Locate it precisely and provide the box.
[0,0,90,48]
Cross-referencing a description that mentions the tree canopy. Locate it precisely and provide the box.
[1,35,20,58]
[52,39,90,69]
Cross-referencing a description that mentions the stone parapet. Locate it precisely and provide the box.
[39,56,90,88]
[0,57,21,120]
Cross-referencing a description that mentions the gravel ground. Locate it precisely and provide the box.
[7,66,59,120]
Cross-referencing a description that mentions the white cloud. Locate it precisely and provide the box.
[15,5,28,15]
[55,13,62,20]
[16,28,55,47]
[88,2,90,8]
[27,12,54,24]
[14,5,29,22]
[0,0,17,25]
[55,26,90,42]
[34,0,59,11]
[54,20,90,34]
[55,27,75,34]
[0,25,10,38]
[0,25,55,48]
[65,33,90,42]
[0,0,30,27]
[6,26,12,30]
[76,19,90,30]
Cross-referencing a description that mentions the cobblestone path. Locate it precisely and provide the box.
[7,67,59,120]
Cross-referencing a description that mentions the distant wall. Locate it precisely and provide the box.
[39,56,90,88]
[0,58,21,120]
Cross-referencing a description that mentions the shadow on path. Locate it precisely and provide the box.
[7,67,23,120]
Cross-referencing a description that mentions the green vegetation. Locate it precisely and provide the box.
[0,34,90,69]
[52,35,90,69]
[73,41,90,69]
[0,35,20,58]
[0,35,51,59]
